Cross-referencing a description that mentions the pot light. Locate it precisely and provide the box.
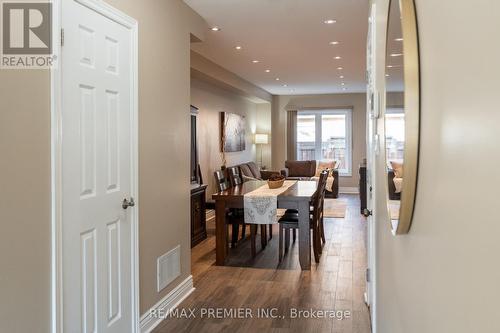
[342,87,347,91]
[252,60,260,63]
[275,78,280,81]
[324,19,336,24]
[341,82,345,86]
[395,38,403,42]
[265,69,271,73]
[337,67,343,70]
[283,84,288,87]
[340,75,344,79]
[334,56,342,60]
[329,41,339,45]
[211,26,220,31]
[235,46,242,50]
[390,53,403,57]
[385,74,390,77]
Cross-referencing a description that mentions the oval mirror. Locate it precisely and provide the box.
[384,0,420,234]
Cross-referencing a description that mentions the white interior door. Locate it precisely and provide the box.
[61,1,137,332]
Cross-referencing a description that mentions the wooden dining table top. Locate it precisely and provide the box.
[212,180,317,201]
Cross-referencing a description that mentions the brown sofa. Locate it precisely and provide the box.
[388,168,401,200]
[229,161,280,182]
[280,160,339,198]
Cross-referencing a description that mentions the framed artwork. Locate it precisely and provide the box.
[220,112,246,152]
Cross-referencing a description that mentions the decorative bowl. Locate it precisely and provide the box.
[267,178,285,189]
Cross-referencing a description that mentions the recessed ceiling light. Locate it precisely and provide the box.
[329,41,340,45]
[211,26,220,31]
[265,69,271,73]
[337,67,343,70]
[342,87,347,91]
[252,60,260,63]
[386,74,390,77]
[283,84,288,87]
[386,65,394,68]
[340,75,344,79]
[334,56,342,60]
[395,38,403,42]
[324,19,336,24]
[390,53,403,57]
[341,82,345,86]
[235,46,242,50]
[275,78,280,81]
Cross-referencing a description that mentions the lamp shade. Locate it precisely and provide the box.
[255,133,269,144]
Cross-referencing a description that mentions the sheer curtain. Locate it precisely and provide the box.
[286,110,297,161]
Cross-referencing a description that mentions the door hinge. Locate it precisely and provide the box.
[60,28,64,46]
[366,268,371,283]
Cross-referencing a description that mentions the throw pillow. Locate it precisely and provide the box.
[390,161,404,178]
[315,160,336,177]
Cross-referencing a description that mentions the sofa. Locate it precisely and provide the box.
[388,161,403,200]
[280,160,339,198]
[229,161,280,182]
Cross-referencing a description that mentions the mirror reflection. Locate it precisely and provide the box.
[385,0,405,228]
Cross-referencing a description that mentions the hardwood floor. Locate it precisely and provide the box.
[154,194,371,333]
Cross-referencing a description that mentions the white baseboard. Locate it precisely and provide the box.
[339,186,359,194]
[140,275,195,333]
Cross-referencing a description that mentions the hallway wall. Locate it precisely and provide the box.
[373,0,500,332]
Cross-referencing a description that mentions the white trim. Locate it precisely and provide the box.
[339,186,359,194]
[51,1,139,332]
[140,275,195,333]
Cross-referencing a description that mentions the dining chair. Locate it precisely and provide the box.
[278,170,328,263]
[214,170,245,248]
[227,166,243,187]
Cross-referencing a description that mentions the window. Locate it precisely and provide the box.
[385,108,405,162]
[297,109,352,176]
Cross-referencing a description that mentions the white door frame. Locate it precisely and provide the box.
[365,3,378,332]
[50,1,139,332]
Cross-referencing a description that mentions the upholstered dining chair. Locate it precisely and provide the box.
[229,166,274,242]
[227,166,243,187]
[278,170,328,263]
[214,170,245,248]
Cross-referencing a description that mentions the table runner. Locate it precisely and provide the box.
[244,180,297,224]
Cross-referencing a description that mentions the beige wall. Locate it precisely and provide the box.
[256,103,272,169]
[191,77,260,198]
[0,71,51,333]
[373,0,500,332]
[271,93,367,188]
[0,1,206,331]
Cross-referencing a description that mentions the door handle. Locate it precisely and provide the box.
[122,198,135,209]
[362,208,372,217]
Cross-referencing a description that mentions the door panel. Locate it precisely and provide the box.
[62,1,135,332]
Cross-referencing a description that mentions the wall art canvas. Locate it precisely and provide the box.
[220,112,246,152]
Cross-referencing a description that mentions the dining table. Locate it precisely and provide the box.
[212,180,317,270]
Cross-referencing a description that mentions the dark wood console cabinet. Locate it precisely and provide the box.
[191,184,207,247]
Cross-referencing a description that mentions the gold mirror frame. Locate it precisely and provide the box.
[385,0,420,235]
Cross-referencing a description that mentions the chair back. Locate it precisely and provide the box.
[312,170,328,224]
[227,166,243,187]
[214,169,231,192]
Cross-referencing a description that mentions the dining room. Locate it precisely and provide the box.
[159,166,370,332]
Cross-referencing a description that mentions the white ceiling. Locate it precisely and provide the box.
[185,0,370,96]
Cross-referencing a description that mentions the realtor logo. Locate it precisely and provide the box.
[1,1,56,68]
